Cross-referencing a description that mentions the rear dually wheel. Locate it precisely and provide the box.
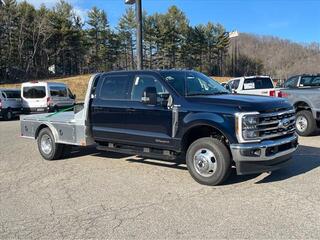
[37,128,64,160]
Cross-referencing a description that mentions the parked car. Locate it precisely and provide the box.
[21,81,75,113]
[278,74,320,136]
[226,76,276,97]
[220,82,227,88]
[0,88,22,120]
[20,70,298,186]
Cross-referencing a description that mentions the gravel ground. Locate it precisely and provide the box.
[1,120,320,239]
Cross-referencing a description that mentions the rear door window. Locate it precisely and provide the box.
[243,78,273,90]
[50,86,68,97]
[300,76,320,87]
[99,75,132,100]
[23,86,46,99]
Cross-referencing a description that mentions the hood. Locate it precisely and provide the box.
[186,94,293,112]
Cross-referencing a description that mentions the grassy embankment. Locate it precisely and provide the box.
[0,75,232,101]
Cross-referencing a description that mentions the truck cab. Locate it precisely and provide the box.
[278,74,320,136]
[227,76,276,97]
[20,70,298,185]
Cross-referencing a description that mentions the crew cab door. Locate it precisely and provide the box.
[124,74,175,149]
[90,73,134,142]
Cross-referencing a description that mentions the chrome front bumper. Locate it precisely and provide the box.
[230,134,298,162]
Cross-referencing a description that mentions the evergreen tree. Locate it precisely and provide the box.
[87,6,110,71]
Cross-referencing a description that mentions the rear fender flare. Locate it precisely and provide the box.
[35,123,59,142]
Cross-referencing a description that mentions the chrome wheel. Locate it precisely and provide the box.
[296,115,308,133]
[193,148,217,177]
[40,134,52,155]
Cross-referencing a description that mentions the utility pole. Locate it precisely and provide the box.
[228,31,239,77]
[125,0,143,70]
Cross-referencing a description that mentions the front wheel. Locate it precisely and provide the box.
[186,137,231,186]
[37,128,64,160]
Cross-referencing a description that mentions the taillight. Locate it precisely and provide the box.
[278,91,289,98]
[47,97,51,106]
[269,90,276,97]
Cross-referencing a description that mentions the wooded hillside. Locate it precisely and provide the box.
[1,0,319,83]
[237,33,320,79]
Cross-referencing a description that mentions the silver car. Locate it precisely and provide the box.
[0,88,22,120]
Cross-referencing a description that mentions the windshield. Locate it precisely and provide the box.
[161,71,230,96]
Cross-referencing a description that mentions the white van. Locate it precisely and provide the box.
[0,88,22,120]
[21,82,75,113]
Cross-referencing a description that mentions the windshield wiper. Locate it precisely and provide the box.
[187,92,229,96]
[213,92,230,95]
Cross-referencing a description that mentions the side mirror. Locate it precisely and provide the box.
[72,94,76,100]
[158,92,171,107]
[141,87,157,105]
[225,84,231,91]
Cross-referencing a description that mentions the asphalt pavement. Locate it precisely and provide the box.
[1,120,320,239]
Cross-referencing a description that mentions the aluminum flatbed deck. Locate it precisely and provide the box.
[20,75,97,147]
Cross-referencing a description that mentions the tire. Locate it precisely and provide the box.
[295,110,317,136]
[37,128,64,160]
[186,137,231,186]
[4,109,13,121]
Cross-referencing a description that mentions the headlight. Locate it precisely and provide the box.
[243,115,259,126]
[235,112,260,143]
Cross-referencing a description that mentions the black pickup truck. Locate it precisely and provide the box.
[20,70,298,185]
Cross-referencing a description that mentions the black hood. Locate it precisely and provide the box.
[186,94,293,112]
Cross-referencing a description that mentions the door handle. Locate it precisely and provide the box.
[127,108,136,112]
[93,106,104,112]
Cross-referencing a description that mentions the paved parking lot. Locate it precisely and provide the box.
[1,120,320,239]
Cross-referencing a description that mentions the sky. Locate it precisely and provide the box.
[24,0,320,44]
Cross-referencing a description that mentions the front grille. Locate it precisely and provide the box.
[257,109,296,140]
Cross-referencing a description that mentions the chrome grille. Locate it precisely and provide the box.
[257,109,296,140]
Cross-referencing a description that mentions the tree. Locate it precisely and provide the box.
[117,7,136,70]
[87,6,110,71]
[0,0,19,81]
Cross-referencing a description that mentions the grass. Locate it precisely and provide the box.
[0,74,232,101]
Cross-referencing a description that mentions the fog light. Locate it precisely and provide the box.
[240,148,261,157]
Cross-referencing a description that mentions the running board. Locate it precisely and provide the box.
[96,143,176,161]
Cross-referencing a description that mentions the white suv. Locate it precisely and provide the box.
[226,76,276,97]
[21,82,75,113]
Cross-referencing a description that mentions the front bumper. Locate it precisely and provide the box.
[230,134,298,175]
